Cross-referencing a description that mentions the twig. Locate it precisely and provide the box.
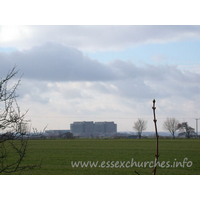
[134,170,140,175]
[152,99,159,175]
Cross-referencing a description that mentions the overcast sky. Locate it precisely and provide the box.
[1,25,200,132]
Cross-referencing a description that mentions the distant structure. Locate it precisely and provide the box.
[94,122,117,136]
[44,130,70,137]
[70,122,94,138]
[70,121,117,137]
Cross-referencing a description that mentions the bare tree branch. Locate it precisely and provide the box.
[0,66,39,174]
[152,99,159,175]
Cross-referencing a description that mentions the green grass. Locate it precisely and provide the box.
[3,138,200,175]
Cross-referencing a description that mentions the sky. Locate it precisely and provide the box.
[1,25,200,132]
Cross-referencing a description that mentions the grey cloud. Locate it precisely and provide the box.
[107,62,200,100]
[1,42,200,102]
[114,79,158,100]
[0,43,115,82]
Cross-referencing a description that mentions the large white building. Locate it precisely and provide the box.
[70,121,117,137]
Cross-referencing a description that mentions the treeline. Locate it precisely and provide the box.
[133,118,197,139]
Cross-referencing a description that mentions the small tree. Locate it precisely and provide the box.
[177,122,196,138]
[163,118,179,139]
[0,67,38,174]
[133,118,147,139]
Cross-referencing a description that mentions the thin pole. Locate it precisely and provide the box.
[196,118,200,137]
[196,119,198,137]
[152,99,159,175]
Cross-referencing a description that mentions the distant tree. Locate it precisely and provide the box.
[177,122,196,138]
[63,132,74,139]
[163,118,179,139]
[133,118,147,139]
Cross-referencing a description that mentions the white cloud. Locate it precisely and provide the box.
[1,25,200,51]
[177,65,200,74]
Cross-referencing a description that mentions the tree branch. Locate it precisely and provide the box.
[152,99,159,175]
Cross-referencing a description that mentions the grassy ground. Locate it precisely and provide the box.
[3,138,200,175]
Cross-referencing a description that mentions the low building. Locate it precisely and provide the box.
[44,130,70,137]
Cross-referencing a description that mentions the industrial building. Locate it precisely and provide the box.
[70,121,94,137]
[94,122,117,136]
[70,121,117,137]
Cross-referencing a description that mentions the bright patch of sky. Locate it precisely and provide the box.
[0,47,17,53]
[85,40,200,68]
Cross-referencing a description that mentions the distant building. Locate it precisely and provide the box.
[44,130,70,136]
[70,121,117,137]
[94,122,117,137]
[70,121,94,137]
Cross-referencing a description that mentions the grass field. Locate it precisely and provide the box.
[4,138,200,175]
